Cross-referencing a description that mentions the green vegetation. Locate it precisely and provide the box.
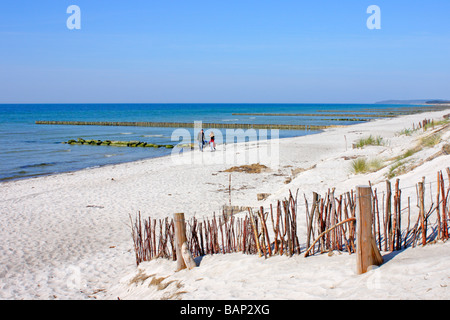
[354,135,384,148]
[394,147,421,162]
[351,157,384,174]
[397,128,417,136]
[402,148,418,159]
[351,158,367,174]
[424,119,450,131]
[386,131,443,179]
[420,133,441,148]
[386,160,409,179]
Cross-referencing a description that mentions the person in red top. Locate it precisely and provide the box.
[209,131,216,151]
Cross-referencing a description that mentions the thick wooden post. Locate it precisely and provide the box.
[174,212,187,271]
[356,186,383,275]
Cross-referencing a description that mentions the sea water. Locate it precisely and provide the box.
[0,103,415,182]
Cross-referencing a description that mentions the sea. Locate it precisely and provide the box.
[0,103,422,182]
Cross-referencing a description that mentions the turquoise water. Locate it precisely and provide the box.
[0,103,417,181]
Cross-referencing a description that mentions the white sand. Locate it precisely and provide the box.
[0,108,449,300]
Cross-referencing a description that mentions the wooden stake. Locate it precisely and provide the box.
[174,212,188,271]
[418,181,426,246]
[270,204,279,254]
[440,172,449,240]
[373,190,382,251]
[356,186,383,275]
[436,171,442,240]
[259,207,272,256]
[385,180,392,251]
[249,208,262,257]
[330,188,337,251]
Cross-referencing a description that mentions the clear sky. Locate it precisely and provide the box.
[0,0,449,103]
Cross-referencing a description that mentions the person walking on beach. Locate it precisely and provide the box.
[209,131,216,151]
[197,129,205,151]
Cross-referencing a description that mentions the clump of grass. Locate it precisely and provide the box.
[368,158,383,171]
[420,134,441,148]
[351,158,368,174]
[351,157,383,174]
[396,147,421,161]
[355,135,384,148]
[402,148,417,158]
[397,128,418,136]
[386,160,408,179]
[395,132,442,162]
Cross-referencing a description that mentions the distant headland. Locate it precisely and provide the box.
[375,99,450,105]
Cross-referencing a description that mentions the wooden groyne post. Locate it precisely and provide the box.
[356,186,383,274]
[35,120,329,131]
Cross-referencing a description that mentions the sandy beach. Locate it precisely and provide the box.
[1,107,449,300]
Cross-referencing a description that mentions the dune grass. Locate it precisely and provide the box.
[354,135,384,148]
[397,128,418,136]
[386,160,410,179]
[386,131,443,179]
[420,133,441,148]
[351,157,384,174]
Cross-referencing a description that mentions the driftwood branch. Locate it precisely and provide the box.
[304,217,356,257]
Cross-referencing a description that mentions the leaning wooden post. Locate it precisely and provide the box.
[174,212,187,271]
[249,208,263,258]
[356,186,383,275]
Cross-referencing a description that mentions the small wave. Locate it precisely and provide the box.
[104,154,117,158]
[2,149,36,154]
[222,119,239,122]
[120,132,133,135]
[142,134,164,138]
[20,162,56,169]
[0,171,51,182]
[85,165,101,170]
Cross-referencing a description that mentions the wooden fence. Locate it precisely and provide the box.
[130,168,450,266]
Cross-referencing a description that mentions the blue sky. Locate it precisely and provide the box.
[0,1,449,103]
